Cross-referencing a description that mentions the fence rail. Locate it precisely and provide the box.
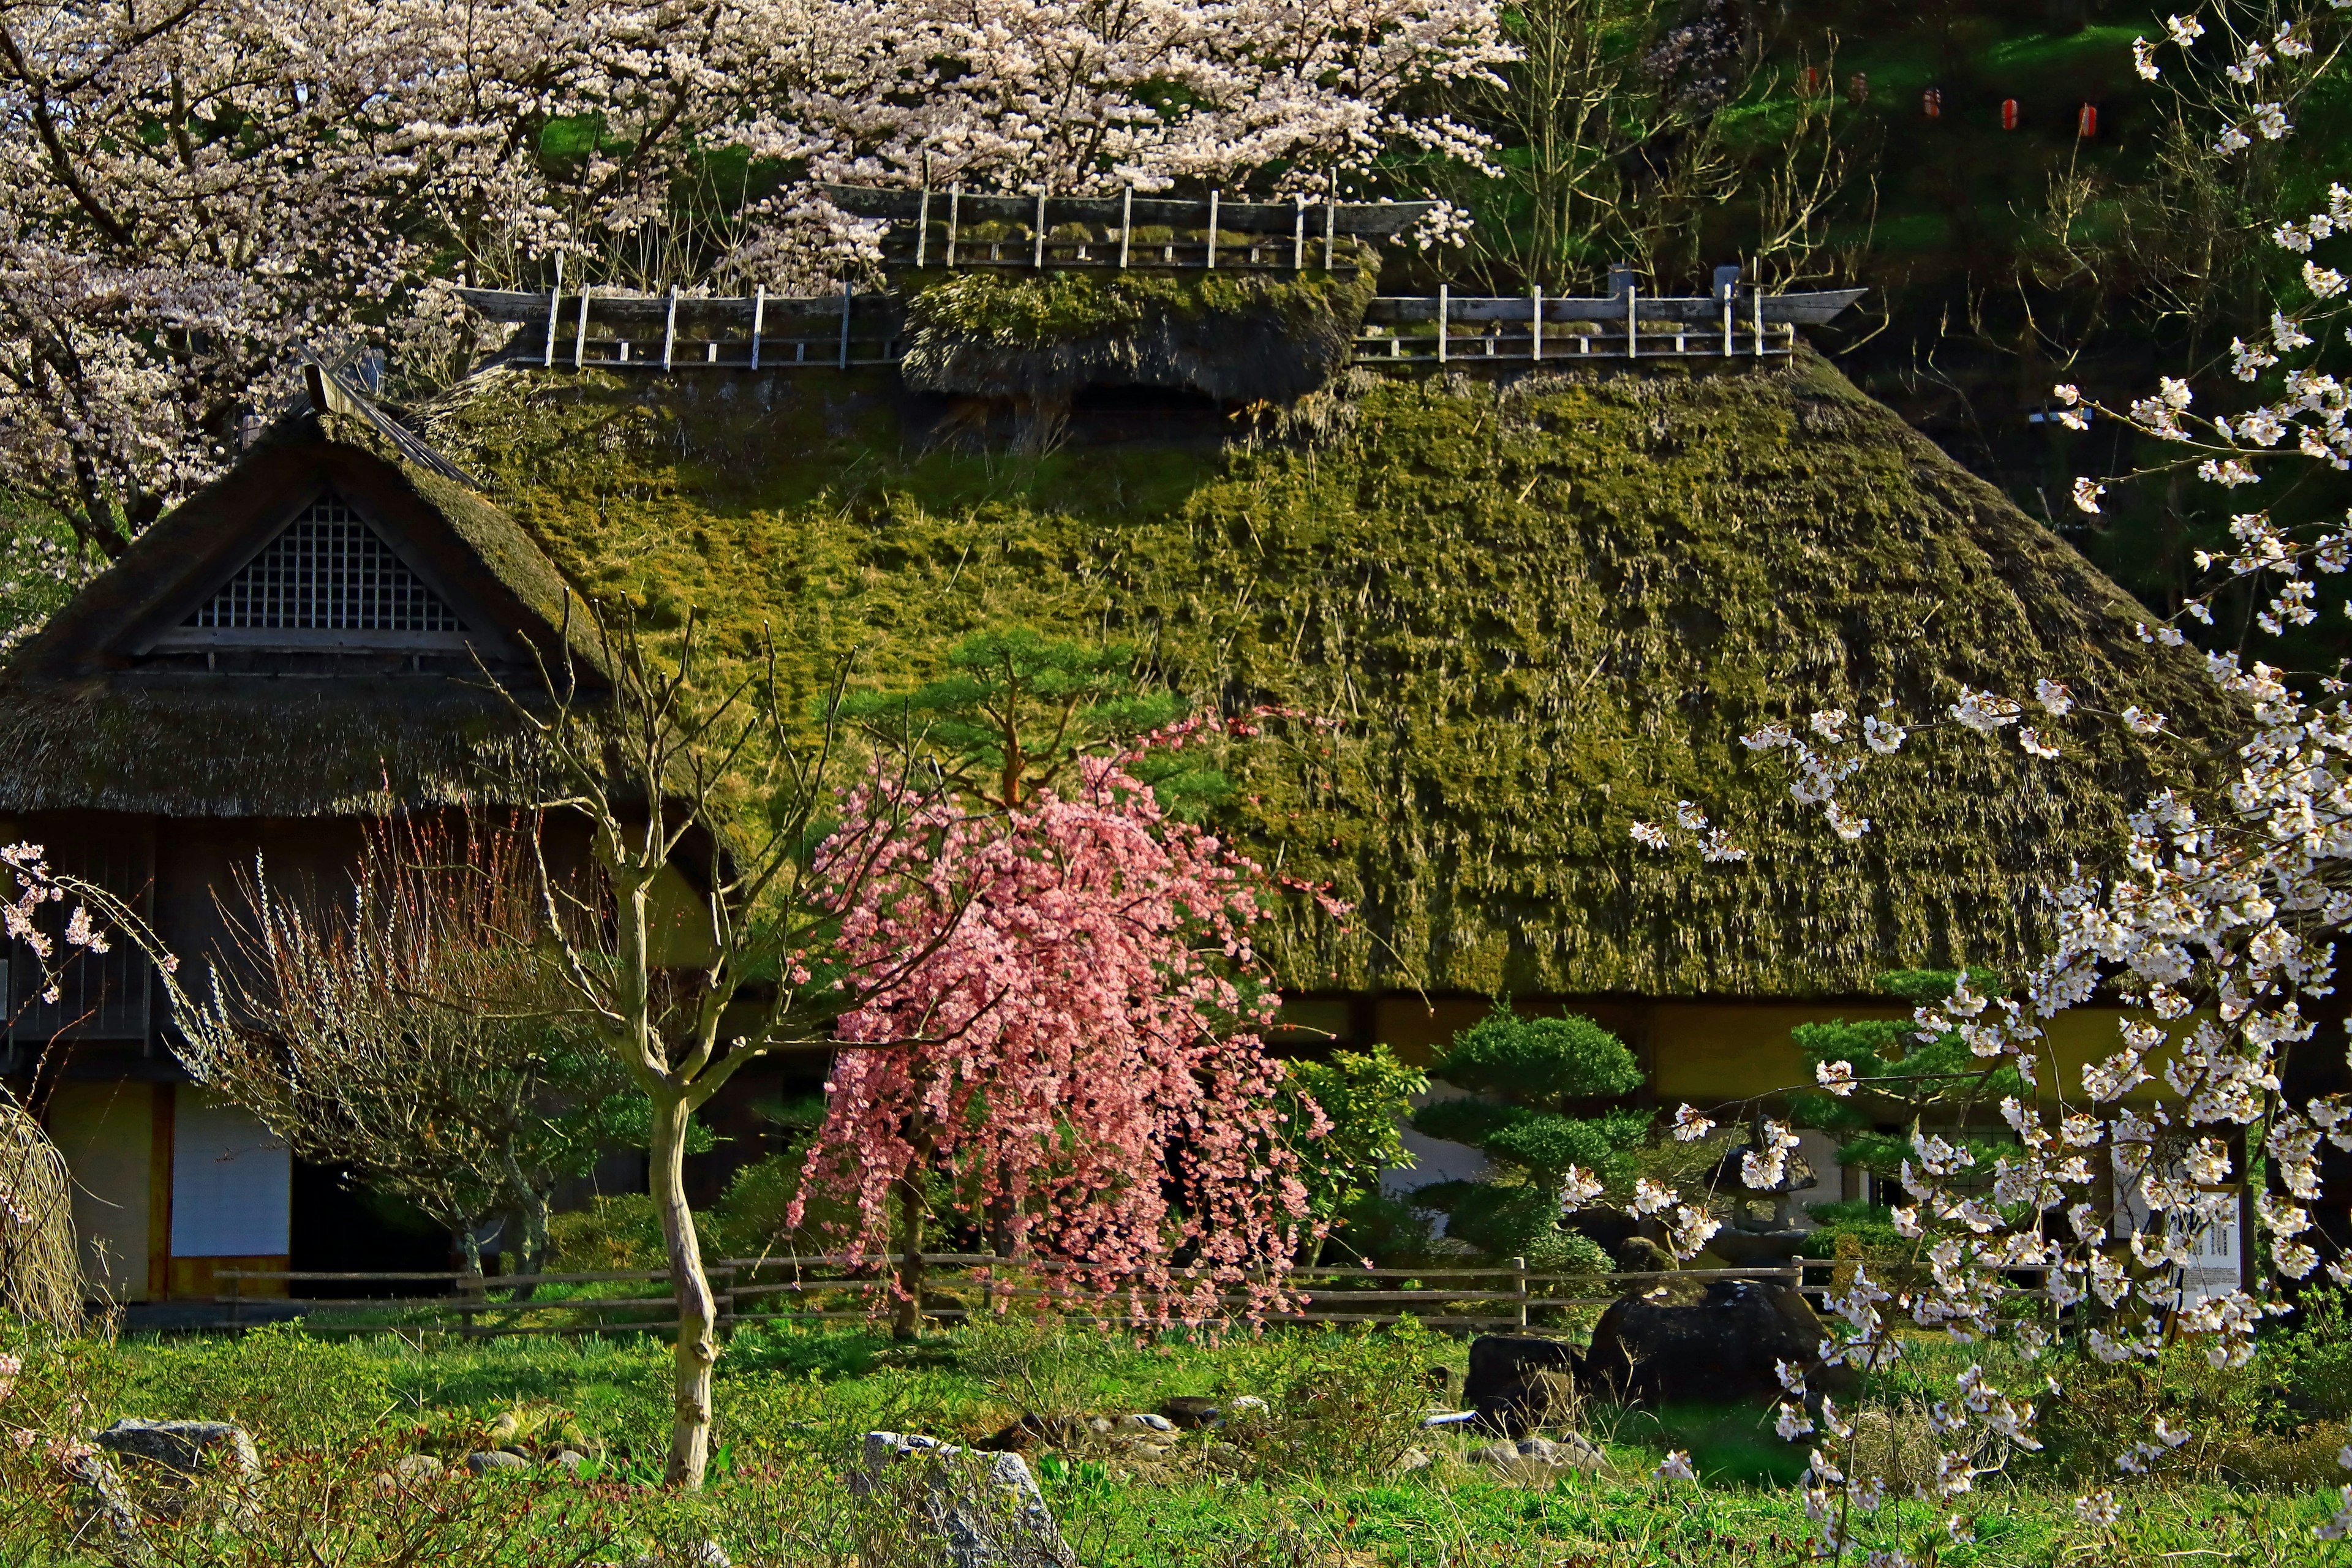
[208,1256,1885,1340]
[456,282,1863,375]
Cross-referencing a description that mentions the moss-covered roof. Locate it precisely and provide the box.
[0,405,600,818]
[414,351,2229,1000]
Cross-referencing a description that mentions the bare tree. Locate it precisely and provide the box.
[486,612,971,1490]
[173,816,619,1279]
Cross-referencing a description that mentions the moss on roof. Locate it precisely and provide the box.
[426,353,2231,1000]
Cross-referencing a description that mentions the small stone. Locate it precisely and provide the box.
[1514,1436,1558,1464]
[465,1450,529,1474]
[546,1450,587,1475]
[1114,1413,1175,1434]
[1468,1441,1518,1469]
[1387,1447,1433,1477]
[1158,1396,1221,1430]
[1085,1415,1114,1434]
[394,1454,445,1480]
[488,1412,521,1439]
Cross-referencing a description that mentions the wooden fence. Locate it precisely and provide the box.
[456,284,1863,373]
[214,1255,1839,1340]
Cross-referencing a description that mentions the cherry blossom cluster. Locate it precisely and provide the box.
[737,0,1515,197]
[791,755,1324,1324]
[0,0,1514,572]
[0,842,117,1006]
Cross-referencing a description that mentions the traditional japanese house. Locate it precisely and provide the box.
[0,202,2235,1298]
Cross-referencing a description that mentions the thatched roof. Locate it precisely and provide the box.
[0,398,598,818]
[0,342,2236,995]
[404,351,2235,999]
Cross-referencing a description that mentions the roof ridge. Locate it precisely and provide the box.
[297,347,479,489]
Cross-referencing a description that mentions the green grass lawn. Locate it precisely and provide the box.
[0,1314,2331,1566]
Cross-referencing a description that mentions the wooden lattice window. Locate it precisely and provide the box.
[187,493,463,634]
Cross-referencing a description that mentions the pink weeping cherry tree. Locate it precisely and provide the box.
[793,753,1327,1339]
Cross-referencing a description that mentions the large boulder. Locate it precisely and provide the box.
[1462,1334,1578,1438]
[853,1431,1076,1568]
[1579,1278,1852,1404]
[91,1419,261,1526]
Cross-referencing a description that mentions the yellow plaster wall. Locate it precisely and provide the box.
[45,1080,156,1303]
[1365,993,2174,1109]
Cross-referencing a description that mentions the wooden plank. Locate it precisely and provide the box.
[816,183,1433,236]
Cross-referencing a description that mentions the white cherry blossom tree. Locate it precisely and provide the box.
[1622,6,2352,1556]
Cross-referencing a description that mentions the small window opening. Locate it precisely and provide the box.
[187,493,464,634]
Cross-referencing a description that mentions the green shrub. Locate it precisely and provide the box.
[125,1322,396,1452]
[1215,1322,1443,1482]
[547,1194,670,1270]
[2272,1281,2352,1418]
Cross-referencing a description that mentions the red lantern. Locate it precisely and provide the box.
[2001,98,2018,130]
[2078,103,2098,137]
[1924,87,1942,118]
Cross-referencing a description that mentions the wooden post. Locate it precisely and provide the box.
[1324,199,1336,270]
[1436,284,1447,364]
[947,184,962,267]
[542,252,563,368]
[663,286,681,371]
[750,284,765,369]
[1205,190,1219,269]
[1033,191,1047,269]
[1531,285,1542,361]
[1512,1256,1529,1329]
[1753,282,1763,358]
[1119,186,1132,270]
[839,282,853,368]
[1292,195,1305,270]
[1722,296,1733,356]
[1626,282,1638,359]
[915,187,930,268]
[573,284,592,369]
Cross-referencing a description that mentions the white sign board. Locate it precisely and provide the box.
[170,1089,290,1257]
[2111,1145,2241,1306]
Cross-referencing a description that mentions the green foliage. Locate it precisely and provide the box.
[1408,1180,1613,1270]
[1213,1321,1445,1482]
[126,1321,397,1451]
[1425,1005,1644,1106]
[1322,1190,1437,1267]
[2270,1282,2352,1419]
[1787,970,2026,1178]
[1798,1201,1905,1259]
[1407,1003,1646,1267]
[1280,1044,1428,1221]
[841,627,1221,812]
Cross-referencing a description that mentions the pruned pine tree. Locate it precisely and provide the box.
[1409,1003,1648,1270]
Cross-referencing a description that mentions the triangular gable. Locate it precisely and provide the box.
[185,492,465,636]
[145,486,473,654]
[9,400,591,681]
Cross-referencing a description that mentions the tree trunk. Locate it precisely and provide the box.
[497,1139,552,1297]
[892,1172,927,1343]
[650,1088,719,1489]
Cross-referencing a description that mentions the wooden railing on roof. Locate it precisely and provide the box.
[817,183,1429,275]
[456,275,1867,373]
